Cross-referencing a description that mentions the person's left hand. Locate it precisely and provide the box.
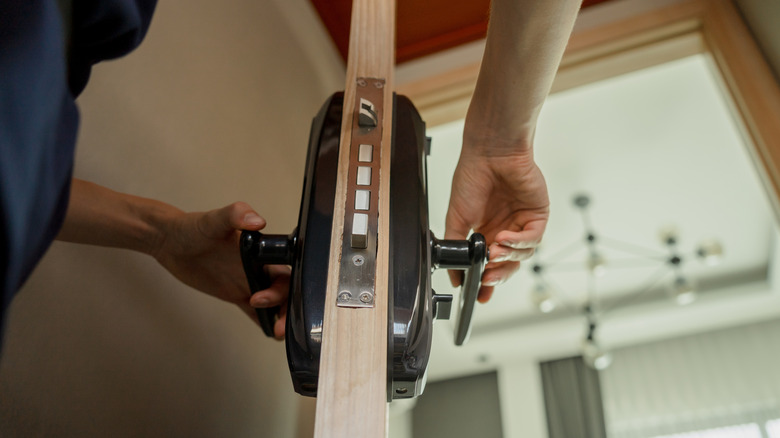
[152,202,289,339]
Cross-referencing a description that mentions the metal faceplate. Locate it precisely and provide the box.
[336,78,386,308]
[283,92,435,400]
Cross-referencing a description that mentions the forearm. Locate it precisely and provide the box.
[465,0,581,153]
[56,179,181,256]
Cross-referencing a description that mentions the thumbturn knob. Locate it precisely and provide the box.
[358,98,378,127]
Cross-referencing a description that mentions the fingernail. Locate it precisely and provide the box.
[492,253,510,263]
[254,296,269,306]
[500,240,515,248]
[244,213,264,226]
[483,278,500,287]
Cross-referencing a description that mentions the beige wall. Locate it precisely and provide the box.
[0,0,343,436]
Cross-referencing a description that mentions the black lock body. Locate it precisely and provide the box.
[240,93,485,400]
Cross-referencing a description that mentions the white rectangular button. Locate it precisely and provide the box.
[351,213,368,248]
[355,190,370,211]
[358,144,373,162]
[357,166,371,186]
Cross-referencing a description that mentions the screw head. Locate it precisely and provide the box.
[339,291,352,301]
[359,292,372,303]
[357,79,367,87]
[352,255,365,266]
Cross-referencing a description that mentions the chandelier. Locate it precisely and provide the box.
[528,194,723,370]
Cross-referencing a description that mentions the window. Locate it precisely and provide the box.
[652,423,762,438]
[766,418,780,438]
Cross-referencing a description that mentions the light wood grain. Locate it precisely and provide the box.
[313,0,395,437]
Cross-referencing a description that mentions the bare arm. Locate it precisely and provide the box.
[58,179,288,337]
[57,179,192,253]
[465,0,581,148]
[446,0,581,301]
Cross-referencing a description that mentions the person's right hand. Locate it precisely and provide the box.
[445,146,549,303]
[60,180,292,338]
[152,202,290,339]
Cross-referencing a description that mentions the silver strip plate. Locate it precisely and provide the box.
[337,77,385,308]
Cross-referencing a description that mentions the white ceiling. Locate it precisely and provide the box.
[424,54,780,379]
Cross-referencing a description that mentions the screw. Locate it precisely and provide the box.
[352,255,365,266]
[359,292,372,303]
[339,291,352,301]
[357,79,367,87]
[374,81,384,88]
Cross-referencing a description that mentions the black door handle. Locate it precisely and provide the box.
[239,230,295,337]
[431,233,488,345]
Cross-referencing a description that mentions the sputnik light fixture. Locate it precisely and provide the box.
[529,194,723,370]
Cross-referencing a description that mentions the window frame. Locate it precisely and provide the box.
[397,0,780,222]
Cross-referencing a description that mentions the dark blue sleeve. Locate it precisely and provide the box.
[69,0,157,94]
[0,1,79,332]
[0,0,157,340]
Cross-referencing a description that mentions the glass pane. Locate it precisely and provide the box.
[652,423,762,438]
[766,418,780,438]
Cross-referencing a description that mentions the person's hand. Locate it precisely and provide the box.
[445,148,549,303]
[152,202,290,339]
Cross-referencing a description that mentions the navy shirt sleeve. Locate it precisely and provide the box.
[0,0,157,339]
[69,0,157,95]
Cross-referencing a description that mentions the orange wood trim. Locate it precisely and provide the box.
[311,0,622,65]
[397,21,487,63]
[310,0,351,61]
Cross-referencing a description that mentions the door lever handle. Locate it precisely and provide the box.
[239,230,296,337]
[431,233,488,345]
